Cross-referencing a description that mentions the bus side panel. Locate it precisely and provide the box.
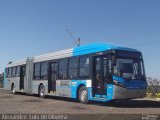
[5,77,20,91]
[70,80,92,100]
[56,80,71,97]
[24,58,34,94]
[4,78,10,90]
[107,84,114,100]
[71,80,86,98]
[13,77,20,91]
[32,80,48,94]
[87,87,92,100]
[56,80,88,98]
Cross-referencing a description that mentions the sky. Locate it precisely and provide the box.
[0,0,160,79]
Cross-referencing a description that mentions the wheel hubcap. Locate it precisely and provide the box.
[81,90,87,102]
[12,86,15,94]
[40,86,45,97]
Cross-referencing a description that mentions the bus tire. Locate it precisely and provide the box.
[78,86,88,104]
[11,84,16,94]
[39,84,45,98]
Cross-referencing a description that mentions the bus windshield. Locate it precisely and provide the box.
[113,53,145,80]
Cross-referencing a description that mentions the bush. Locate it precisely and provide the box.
[156,93,160,98]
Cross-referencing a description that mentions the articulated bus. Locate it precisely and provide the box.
[4,43,148,104]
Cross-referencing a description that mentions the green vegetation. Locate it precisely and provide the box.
[147,77,160,98]
[147,88,160,98]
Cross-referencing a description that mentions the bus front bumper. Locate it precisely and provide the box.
[112,85,147,99]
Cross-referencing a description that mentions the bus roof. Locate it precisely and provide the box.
[6,42,140,67]
[6,58,27,68]
[73,42,139,56]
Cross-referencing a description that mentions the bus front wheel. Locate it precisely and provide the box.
[39,84,45,98]
[78,86,89,104]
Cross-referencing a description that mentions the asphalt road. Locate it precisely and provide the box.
[0,89,160,115]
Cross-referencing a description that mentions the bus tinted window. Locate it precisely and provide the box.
[5,68,8,77]
[41,62,48,79]
[68,57,78,79]
[16,66,20,77]
[79,56,90,78]
[58,59,68,79]
[103,57,107,78]
[12,67,16,77]
[8,68,12,77]
[34,63,41,79]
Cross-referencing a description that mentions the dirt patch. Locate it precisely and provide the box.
[21,99,43,103]
[71,106,87,110]
[0,96,13,99]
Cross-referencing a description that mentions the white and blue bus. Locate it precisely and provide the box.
[4,43,147,104]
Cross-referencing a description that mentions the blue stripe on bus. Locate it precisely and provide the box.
[113,76,125,84]
[94,94,107,98]
[73,42,139,56]
[73,43,116,56]
[107,84,114,100]
[125,80,147,89]
[3,70,7,89]
[112,76,147,89]
[87,87,92,100]
[71,80,86,98]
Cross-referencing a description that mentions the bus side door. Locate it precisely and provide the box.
[48,62,57,94]
[92,56,107,97]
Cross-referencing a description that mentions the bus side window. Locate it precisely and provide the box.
[16,66,20,77]
[5,68,8,78]
[58,59,68,79]
[68,57,78,79]
[8,68,12,78]
[33,63,41,80]
[79,56,90,79]
[40,62,48,80]
[103,57,107,79]
[107,59,113,84]
[12,67,16,77]
[108,60,112,74]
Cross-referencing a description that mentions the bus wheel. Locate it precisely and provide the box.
[39,84,45,98]
[11,84,16,94]
[78,86,88,104]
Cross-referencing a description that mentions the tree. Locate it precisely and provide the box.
[147,77,160,97]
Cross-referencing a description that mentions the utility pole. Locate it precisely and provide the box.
[65,29,80,47]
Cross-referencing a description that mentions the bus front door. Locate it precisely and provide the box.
[48,62,57,94]
[93,56,107,98]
